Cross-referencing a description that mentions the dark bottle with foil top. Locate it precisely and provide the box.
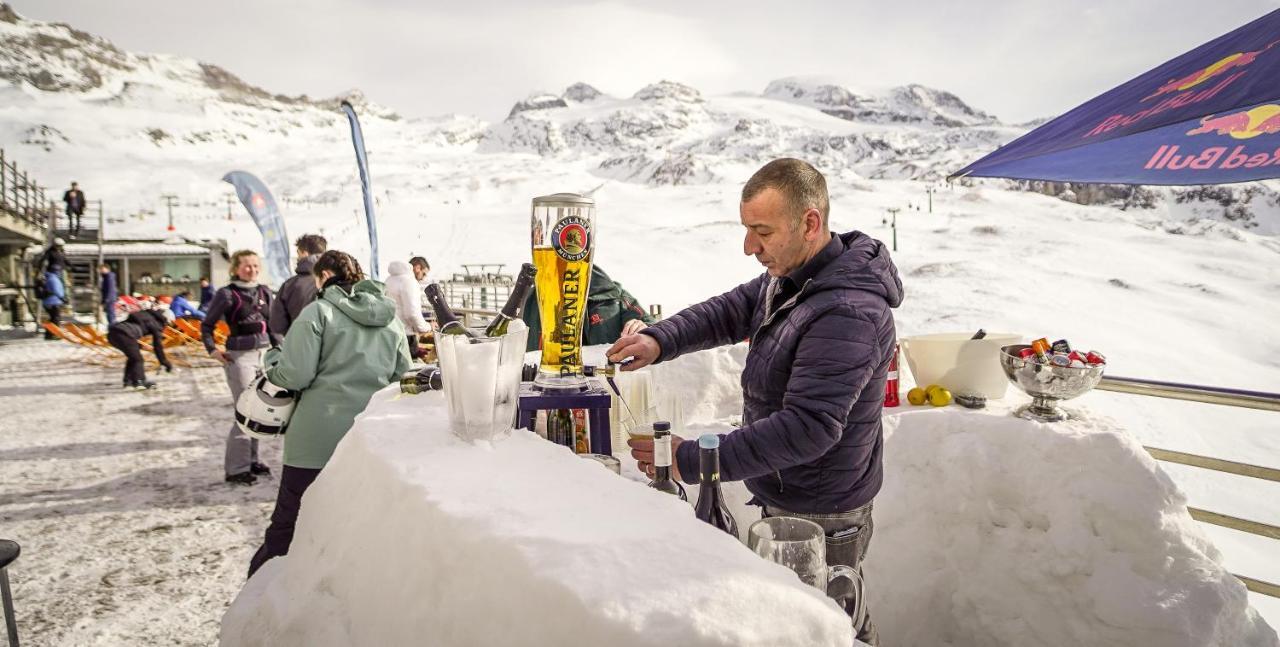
[693,434,737,537]
[484,263,537,338]
[647,422,687,501]
[399,366,443,394]
[424,283,476,338]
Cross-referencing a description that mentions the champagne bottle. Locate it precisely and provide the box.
[424,283,476,338]
[647,422,687,501]
[693,434,737,537]
[399,366,443,394]
[484,263,537,338]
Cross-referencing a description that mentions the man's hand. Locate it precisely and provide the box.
[621,319,648,336]
[629,435,684,482]
[607,333,660,371]
[211,350,231,366]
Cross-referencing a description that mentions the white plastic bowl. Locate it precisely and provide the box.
[900,332,1023,399]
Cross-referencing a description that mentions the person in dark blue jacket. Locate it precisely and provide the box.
[168,291,205,319]
[608,159,901,645]
[198,277,215,310]
[99,263,119,325]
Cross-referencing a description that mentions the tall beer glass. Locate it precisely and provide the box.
[530,193,595,391]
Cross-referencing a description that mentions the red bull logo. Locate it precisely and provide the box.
[1143,41,1278,102]
[250,193,266,210]
[1186,104,1280,139]
[1086,40,1279,139]
[1144,143,1280,171]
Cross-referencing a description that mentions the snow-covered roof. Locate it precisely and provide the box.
[62,241,215,257]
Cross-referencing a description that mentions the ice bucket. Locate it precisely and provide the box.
[436,324,529,442]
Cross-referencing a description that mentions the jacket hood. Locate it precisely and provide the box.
[812,231,904,308]
[587,265,621,301]
[323,279,397,327]
[387,260,412,277]
[295,254,320,274]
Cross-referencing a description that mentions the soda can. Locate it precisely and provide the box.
[1050,354,1071,367]
[1067,351,1086,363]
[1086,351,1107,366]
[1018,348,1036,360]
[1031,338,1052,356]
[1051,339,1072,355]
[1069,359,1087,368]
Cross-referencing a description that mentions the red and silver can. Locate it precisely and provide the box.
[884,343,901,407]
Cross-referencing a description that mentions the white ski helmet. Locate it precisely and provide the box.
[234,374,297,440]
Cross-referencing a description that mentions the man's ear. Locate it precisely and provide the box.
[804,208,823,240]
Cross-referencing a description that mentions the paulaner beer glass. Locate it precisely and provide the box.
[530,193,596,391]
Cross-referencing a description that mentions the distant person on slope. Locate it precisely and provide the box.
[62,182,86,238]
[269,234,327,337]
[607,158,902,645]
[99,263,119,326]
[107,304,174,390]
[520,264,656,352]
[385,259,431,359]
[202,250,281,486]
[247,250,411,577]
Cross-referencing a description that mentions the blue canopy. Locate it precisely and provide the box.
[952,10,1280,185]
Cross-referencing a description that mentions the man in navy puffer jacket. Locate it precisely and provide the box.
[609,159,902,645]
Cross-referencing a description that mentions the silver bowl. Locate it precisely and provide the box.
[999,344,1105,422]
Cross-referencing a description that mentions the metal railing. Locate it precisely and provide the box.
[0,148,53,231]
[1097,375,1280,598]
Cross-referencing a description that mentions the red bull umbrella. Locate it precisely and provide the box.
[951,9,1280,185]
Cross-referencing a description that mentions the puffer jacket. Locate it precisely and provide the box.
[269,254,321,337]
[643,231,904,514]
[201,282,280,353]
[265,279,412,469]
[383,260,430,334]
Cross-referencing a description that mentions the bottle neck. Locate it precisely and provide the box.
[699,447,720,488]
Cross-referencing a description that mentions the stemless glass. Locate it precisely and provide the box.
[747,516,865,626]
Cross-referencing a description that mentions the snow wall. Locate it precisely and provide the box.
[222,345,1277,647]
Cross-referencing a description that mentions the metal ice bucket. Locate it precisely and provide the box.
[999,344,1105,422]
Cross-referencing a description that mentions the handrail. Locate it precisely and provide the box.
[1186,507,1280,541]
[1097,375,1280,412]
[1144,447,1280,483]
[1236,575,1280,599]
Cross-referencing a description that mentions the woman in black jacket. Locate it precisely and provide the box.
[106,307,175,390]
[200,250,281,485]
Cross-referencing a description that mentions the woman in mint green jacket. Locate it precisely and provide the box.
[248,250,412,577]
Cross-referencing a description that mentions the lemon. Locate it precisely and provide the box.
[925,384,942,397]
[907,387,927,406]
[928,387,953,407]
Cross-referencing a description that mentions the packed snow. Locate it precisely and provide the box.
[220,385,854,647]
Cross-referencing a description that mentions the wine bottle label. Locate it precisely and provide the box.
[654,439,671,467]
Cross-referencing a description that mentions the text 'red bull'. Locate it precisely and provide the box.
[1085,71,1245,138]
[1144,144,1280,171]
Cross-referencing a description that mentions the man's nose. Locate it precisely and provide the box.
[744,232,762,256]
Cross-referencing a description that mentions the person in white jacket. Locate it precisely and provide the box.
[385,260,431,359]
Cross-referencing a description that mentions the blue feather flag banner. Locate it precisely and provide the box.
[340,100,380,280]
[221,171,292,288]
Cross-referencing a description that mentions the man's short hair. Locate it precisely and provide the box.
[741,158,829,229]
[295,234,328,256]
[409,256,430,271]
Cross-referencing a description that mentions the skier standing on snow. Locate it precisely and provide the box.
[608,159,902,646]
[384,259,431,359]
[269,234,327,337]
[107,304,174,389]
[201,250,281,486]
[247,250,411,577]
[39,267,67,340]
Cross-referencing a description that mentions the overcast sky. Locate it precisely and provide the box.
[19,0,1280,123]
